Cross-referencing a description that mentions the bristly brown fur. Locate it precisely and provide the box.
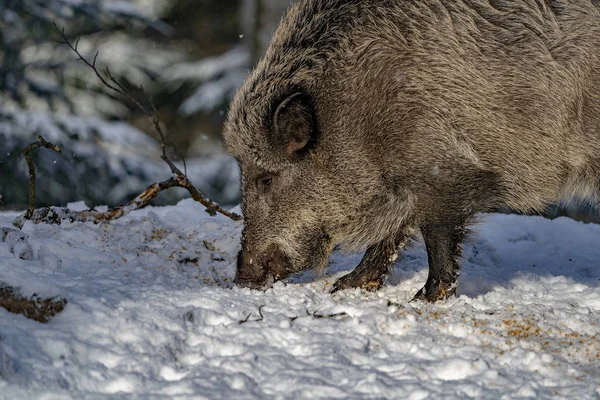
[224,0,600,300]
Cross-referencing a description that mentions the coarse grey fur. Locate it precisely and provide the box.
[223,0,600,301]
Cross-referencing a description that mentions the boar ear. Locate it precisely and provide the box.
[273,92,315,159]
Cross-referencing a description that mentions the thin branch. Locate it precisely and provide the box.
[239,306,348,324]
[54,23,242,221]
[238,313,252,324]
[171,174,241,219]
[311,311,348,320]
[22,135,62,220]
[55,23,124,97]
[239,305,265,324]
[210,265,232,289]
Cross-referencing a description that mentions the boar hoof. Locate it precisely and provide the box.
[411,281,457,303]
[330,273,386,293]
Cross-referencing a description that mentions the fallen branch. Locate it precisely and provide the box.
[0,284,67,323]
[54,23,241,221]
[22,135,61,220]
[14,178,173,227]
[13,175,241,229]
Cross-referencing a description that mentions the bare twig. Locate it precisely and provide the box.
[54,23,242,221]
[239,306,348,325]
[22,135,61,220]
[239,305,265,324]
[290,310,349,321]
[210,265,232,289]
[311,310,349,319]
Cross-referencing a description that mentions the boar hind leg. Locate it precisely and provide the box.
[412,220,468,302]
[331,232,407,293]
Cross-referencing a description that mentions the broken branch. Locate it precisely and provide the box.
[13,174,241,229]
[22,135,61,220]
[55,23,241,221]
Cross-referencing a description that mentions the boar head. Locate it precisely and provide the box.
[224,86,334,289]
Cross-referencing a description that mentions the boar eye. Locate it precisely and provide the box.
[257,174,275,192]
[262,176,273,186]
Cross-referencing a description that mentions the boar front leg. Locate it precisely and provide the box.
[330,232,407,293]
[412,220,467,302]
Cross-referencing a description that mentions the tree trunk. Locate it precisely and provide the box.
[240,0,292,64]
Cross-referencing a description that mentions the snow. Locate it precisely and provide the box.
[162,46,251,114]
[163,47,250,84]
[178,73,248,115]
[1,202,599,399]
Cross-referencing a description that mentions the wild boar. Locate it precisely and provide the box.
[223,0,600,301]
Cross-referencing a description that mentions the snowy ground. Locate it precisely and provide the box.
[1,200,599,399]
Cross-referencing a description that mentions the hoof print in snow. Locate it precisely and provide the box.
[0,285,67,323]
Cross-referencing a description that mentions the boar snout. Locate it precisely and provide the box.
[234,244,291,290]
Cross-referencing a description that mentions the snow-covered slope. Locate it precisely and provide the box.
[0,201,599,399]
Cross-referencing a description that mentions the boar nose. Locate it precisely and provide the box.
[234,249,268,289]
[233,244,290,290]
[259,244,290,281]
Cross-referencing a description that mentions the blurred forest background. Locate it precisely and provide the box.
[0,0,290,210]
[0,0,596,222]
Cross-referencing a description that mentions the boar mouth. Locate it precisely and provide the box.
[234,230,332,290]
[233,247,286,290]
[234,273,276,290]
